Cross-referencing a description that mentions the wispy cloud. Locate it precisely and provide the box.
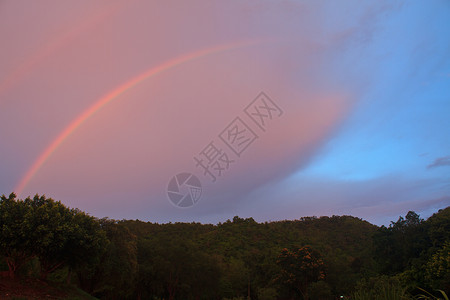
[427,156,450,169]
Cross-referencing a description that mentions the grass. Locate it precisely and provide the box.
[350,286,449,300]
[414,288,449,300]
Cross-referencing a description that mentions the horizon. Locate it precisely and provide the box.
[3,192,447,227]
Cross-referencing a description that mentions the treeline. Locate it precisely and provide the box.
[0,193,448,300]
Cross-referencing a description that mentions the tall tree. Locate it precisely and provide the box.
[373,211,427,274]
[277,246,325,300]
[425,240,450,292]
[76,219,137,299]
[0,193,107,280]
[0,193,34,278]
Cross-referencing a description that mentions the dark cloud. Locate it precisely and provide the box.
[427,156,450,169]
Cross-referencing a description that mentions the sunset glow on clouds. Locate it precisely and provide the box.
[1,1,449,225]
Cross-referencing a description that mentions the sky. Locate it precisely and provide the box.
[1,0,449,226]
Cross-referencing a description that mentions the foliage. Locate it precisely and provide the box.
[425,241,450,292]
[1,192,448,299]
[0,193,35,278]
[374,211,428,275]
[276,246,325,299]
[308,281,333,300]
[76,218,137,299]
[414,288,448,300]
[350,276,409,299]
[0,193,107,280]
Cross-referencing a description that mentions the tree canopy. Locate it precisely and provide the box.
[0,193,448,299]
[0,193,107,279]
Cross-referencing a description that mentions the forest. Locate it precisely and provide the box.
[0,193,448,300]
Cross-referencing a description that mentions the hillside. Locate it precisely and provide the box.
[0,194,448,299]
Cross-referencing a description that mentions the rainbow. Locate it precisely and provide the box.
[14,39,267,196]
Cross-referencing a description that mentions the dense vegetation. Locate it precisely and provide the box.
[0,193,448,299]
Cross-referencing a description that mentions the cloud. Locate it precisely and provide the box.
[233,173,450,226]
[427,156,450,169]
[8,1,361,213]
[3,1,447,227]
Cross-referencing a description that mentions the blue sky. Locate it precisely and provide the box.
[289,1,450,223]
